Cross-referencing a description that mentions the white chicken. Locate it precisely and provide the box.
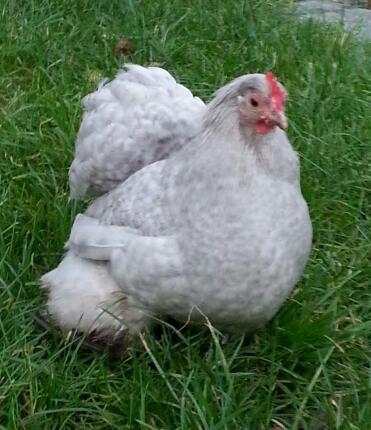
[41,66,312,351]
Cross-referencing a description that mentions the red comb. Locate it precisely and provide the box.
[265,72,284,112]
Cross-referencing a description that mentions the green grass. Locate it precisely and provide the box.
[0,0,370,428]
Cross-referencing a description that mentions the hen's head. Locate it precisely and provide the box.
[209,72,287,135]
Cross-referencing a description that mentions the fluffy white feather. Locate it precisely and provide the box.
[69,64,205,198]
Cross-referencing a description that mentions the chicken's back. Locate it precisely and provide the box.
[85,159,172,236]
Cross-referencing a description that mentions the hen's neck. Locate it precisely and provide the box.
[188,107,299,187]
[197,110,271,181]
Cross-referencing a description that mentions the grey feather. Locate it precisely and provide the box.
[69,64,205,198]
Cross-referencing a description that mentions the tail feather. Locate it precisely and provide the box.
[69,64,205,199]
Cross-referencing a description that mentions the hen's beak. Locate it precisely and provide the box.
[272,110,288,131]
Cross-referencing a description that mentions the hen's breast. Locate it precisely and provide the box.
[172,176,312,329]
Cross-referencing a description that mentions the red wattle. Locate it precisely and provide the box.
[255,120,274,134]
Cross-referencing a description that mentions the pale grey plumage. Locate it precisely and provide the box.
[69,64,204,198]
[42,69,312,341]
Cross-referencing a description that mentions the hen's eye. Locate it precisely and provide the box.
[250,98,259,107]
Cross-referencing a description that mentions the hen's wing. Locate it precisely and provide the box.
[67,213,187,312]
[69,64,205,199]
